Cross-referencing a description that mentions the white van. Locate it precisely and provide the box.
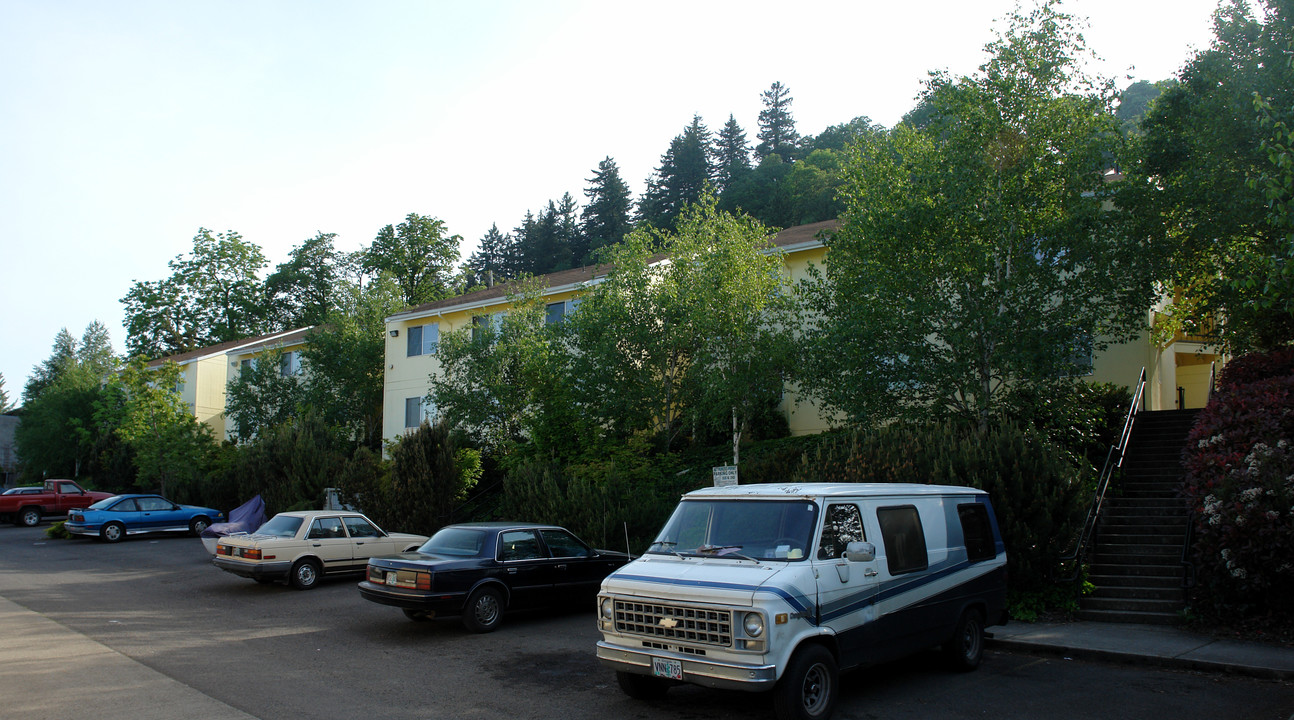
[596,483,1008,720]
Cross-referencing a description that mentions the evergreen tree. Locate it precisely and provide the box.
[464,224,514,288]
[756,81,800,160]
[579,157,634,264]
[713,115,753,194]
[637,115,714,229]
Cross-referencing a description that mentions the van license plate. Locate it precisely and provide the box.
[652,657,682,680]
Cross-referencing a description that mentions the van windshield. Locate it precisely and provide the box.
[648,499,818,561]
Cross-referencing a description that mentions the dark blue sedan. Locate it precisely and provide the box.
[359,522,630,633]
[65,494,224,543]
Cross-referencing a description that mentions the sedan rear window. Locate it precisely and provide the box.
[420,527,486,556]
[256,515,304,538]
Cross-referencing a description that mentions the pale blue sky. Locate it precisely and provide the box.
[0,0,1222,397]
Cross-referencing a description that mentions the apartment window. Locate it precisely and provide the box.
[1059,332,1094,377]
[472,312,505,340]
[239,358,253,374]
[404,397,435,429]
[280,351,302,377]
[407,323,440,357]
[545,301,571,325]
[877,505,928,575]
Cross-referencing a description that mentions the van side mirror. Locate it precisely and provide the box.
[844,541,876,563]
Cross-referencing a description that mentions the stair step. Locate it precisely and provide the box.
[1088,585,1186,601]
[1087,573,1183,588]
[1080,596,1185,614]
[1097,533,1186,546]
[1075,608,1186,625]
[1096,525,1187,537]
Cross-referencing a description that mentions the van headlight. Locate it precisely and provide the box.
[600,597,614,620]
[743,612,764,637]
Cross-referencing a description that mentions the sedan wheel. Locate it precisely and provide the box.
[461,586,503,633]
[100,522,125,543]
[189,517,210,536]
[290,559,321,590]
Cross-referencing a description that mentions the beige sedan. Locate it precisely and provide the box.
[213,510,428,590]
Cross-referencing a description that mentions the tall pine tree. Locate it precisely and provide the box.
[756,81,800,161]
[713,115,753,194]
[579,157,634,264]
[638,115,714,229]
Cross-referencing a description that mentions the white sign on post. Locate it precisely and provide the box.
[712,465,738,487]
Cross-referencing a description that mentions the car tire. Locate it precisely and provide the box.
[403,608,431,622]
[773,644,837,720]
[616,671,671,700]
[17,507,41,527]
[944,607,985,671]
[289,559,321,590]
[100,522,126,543]
[189,516,211,536]
[460,586,504,633]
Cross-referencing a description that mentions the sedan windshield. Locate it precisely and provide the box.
[255,515,304,538]
[419,527,487,556]
[648,499,818,561]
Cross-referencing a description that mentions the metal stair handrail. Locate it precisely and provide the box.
[1060,367,1147,579]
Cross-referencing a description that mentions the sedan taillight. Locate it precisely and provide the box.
[242,548,262,560]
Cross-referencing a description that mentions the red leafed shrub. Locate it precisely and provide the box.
[1182,348,1294,619]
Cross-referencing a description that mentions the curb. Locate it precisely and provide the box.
[986,636,1294,682]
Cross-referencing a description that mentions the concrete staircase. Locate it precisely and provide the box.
[1079,409,1199,625]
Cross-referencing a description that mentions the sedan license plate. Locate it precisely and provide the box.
[652,657,683,681]
[385,571,398,585]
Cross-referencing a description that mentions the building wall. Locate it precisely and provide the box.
[380,236,1223,447]
[223,340,310,441]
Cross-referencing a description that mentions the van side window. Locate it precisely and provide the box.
[957,503,996,562]
[818,504,865,560]
[876,505,928,575]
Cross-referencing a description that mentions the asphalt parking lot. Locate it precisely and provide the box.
[2,523,1293,720]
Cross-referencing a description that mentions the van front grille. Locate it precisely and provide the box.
[612,600,732,647]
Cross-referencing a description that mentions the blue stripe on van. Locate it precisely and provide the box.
[610,574,817,617]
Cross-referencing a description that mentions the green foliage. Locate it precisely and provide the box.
[566,193,796,455]
[230,412,348,515]
[121,228,268,358]
[713,115,752,194]
[580,157,634,265]
[1126,0,1294,354]
[756,81,800,161]
[431,278,575,454]
[362,213,462,306]
[15,323,121,482]
[262,232,350,330]
[45,521,70,540]
[103,358,219,498]
[638,115,713,230]
[788,421,1088,594]
[501,436,692,552]
[801,1,1153,430]
[300,275,403,448]
[0,372,11,413]
[1182,347,1294,620]
[223,348,306,443]
[996,380,1133,470]
[382,421,480,535]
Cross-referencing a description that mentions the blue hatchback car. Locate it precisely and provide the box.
[65,494,224,543]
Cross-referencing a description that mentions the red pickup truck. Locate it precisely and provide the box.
[1,479,115,527]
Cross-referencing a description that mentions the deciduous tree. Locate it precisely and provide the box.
[362,214,461,307]
[802,1,1154,430]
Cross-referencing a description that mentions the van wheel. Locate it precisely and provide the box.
[616,671,670,700]
[944,607,985,671]
[773,644,837,720]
